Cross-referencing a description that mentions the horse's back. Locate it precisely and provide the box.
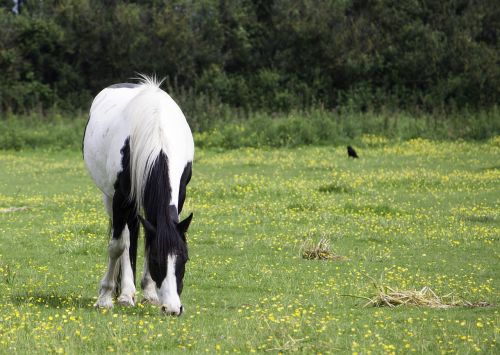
[83,82,194,200]
[124,86,194,209]
[84,85,142,196]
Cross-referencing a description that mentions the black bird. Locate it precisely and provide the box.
[347,145,358,158]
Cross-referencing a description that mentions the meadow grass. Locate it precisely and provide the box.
[0,138,499,353]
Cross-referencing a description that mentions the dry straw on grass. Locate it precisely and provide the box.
[353,282,492,309]
[0,206,29,213]
[365,285,463,309]
[343,272,491,309]
[300,237,346,261]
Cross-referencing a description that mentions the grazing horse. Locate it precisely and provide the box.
[83,75,194,316]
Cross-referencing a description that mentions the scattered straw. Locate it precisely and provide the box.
[265,335,306,352]
[301,238,346,261]
[343,272,492,309]
[0,206,29,213]
[364,285,464,308]
[462,300,492,308]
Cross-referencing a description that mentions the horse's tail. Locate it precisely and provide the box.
[125,75,168,212]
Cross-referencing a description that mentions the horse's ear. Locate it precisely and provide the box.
[138,215,156,235]
[178,212,193,237]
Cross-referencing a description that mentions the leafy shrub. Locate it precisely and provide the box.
[1,1,499,115]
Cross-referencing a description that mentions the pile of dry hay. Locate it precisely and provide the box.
[301,238,346,261]
[0,206,29,213]
[363,285,490,309]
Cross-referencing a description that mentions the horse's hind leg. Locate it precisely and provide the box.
[116,225,136,307]
[95,194,136,308]
[94,196,116,308]
[127,215,139,285]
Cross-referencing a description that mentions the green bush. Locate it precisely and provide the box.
[1,1,498,115]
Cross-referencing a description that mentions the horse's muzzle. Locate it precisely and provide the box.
[161,305,183,316]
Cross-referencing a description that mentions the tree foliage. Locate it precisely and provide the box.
[0,0,498,115]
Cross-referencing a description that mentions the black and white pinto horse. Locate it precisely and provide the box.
[83,75,193,316]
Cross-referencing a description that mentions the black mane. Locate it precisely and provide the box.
[143,151,187,283]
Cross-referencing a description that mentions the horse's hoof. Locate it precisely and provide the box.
[141,288,160,305]
[117,295,135,307]
[141,297,161,306]
[94,298,113,309]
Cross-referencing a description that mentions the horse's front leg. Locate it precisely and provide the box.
[141,255,160,305]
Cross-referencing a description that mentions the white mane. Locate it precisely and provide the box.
[134,73,166,88]
[126,77,170,211]
[124,74,193,213]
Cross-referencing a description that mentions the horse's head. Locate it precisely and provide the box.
[140,212,193,316]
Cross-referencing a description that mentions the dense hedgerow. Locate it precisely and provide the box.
[0,0,498,115]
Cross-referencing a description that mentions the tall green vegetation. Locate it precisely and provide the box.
[0,0,498,136]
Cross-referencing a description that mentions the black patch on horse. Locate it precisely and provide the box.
[82,114,91,158]
[113,138,139,288]
[178,162,192,214]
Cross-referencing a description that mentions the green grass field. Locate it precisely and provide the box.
[0,138,499,353]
